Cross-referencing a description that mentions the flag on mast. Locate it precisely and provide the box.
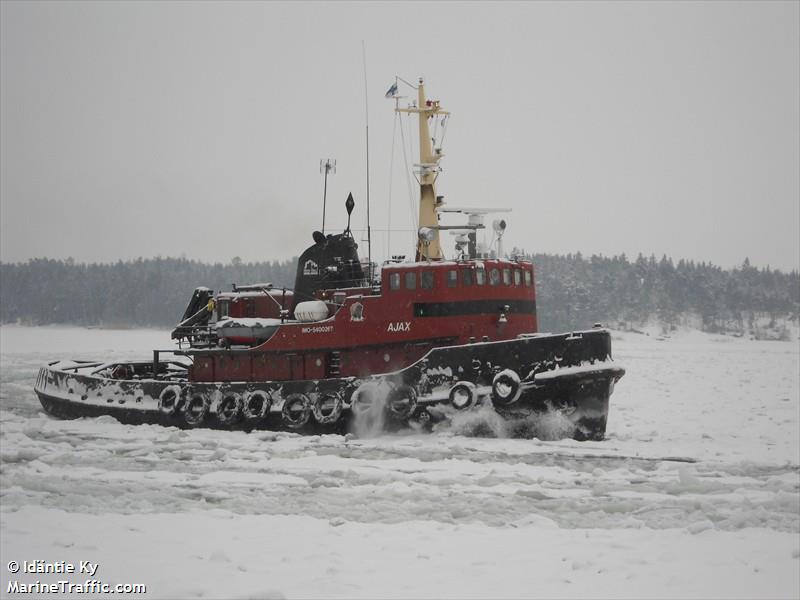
[384,83,398,98]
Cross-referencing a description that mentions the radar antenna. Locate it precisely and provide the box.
[439,207,512,258]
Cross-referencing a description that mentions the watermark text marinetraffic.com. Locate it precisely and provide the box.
[5,560,146,595]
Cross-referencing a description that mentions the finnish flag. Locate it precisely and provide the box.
[384,83,398,98]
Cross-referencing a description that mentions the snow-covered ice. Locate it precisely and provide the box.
[1,325,798,599]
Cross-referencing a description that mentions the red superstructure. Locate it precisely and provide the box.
[188,258,538,383]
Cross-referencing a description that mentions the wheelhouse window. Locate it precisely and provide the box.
[489,268,500,286]
[514,269,522,286]
[524,271,532,286]
[421,270,434,290]
[389,272,401,290]
[476,265,486,285]
[405,271,417,290]
[502,268,511,286]
[462,269,474,286]
[447,270,457,288]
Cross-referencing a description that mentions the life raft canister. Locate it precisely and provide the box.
[294,300,329,323]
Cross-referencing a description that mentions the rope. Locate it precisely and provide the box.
[351,227,417,232]
[398,112,418,248]
[439,115,449,150]
[396,75,418,90]
[407,113,420,186]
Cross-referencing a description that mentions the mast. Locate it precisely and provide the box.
[396,78,449,261]
[362,41,372,281]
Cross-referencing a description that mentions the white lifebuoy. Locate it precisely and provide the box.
[183,390,210,426]
[158,385,182,416]
[243,390,271,421]
[449,381,477,410]
[282,393,311,429]
[386,383,417,421]
[492,369,522,406]
[217,391,243,425]
[313,392,343,425]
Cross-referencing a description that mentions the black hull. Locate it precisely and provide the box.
[35,329,624,440]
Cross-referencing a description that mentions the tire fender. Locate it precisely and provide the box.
[183,390,210,426]
[350,381,382,414]
[158,385,182,416]
[313,392,343,425]
[491,369,522,406]
[449,381,477,410]
[386,383,417,421]
[282,393,312,429]
[217,391,243,425]
[243,390,271,421]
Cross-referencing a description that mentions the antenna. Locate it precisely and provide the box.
[361,41,372,281]
[320,159,336,234]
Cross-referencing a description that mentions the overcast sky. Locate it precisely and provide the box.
[2,1,798,271]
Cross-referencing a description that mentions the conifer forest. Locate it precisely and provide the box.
[1,253,797,338]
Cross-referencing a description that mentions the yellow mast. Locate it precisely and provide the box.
[396,78,449,260]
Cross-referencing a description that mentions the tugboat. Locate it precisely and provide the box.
[34,79,624,440]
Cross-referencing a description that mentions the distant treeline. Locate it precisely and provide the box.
[525,252,799,335]
[1,253,798,335]
[0,257,296,328]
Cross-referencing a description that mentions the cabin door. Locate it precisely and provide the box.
[288,355,304,380]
